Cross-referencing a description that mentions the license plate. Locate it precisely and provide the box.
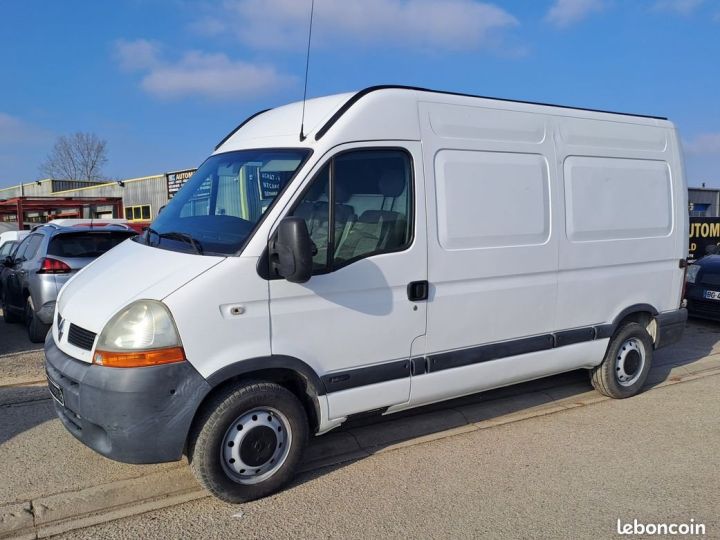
[704,290,720,300]
[47,376,64,406]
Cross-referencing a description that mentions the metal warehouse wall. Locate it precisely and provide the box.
[0,180,55,198]
[689,188,720,217]
[51,175,168,220]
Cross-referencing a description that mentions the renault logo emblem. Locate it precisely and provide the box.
[57,316,66,341]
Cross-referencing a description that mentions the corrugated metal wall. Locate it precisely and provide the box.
[50,175,168,220]
[0,176,169,220]
[0,180,54,198]
[689,188,720,217]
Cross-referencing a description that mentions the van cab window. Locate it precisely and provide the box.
[144,149,309,256]
[291,149,413,271]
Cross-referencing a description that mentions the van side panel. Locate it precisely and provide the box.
[555,118,684,330]
[413,99,560,406]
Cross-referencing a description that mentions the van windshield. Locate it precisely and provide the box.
[141,149,310,256]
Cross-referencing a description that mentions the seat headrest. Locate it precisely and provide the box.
[358,210,401,224]
[379,170,405,198]
[335,183,351,203]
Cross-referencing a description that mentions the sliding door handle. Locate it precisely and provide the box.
[407,280,429,301]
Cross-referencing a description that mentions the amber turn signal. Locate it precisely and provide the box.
[93,346,186,368]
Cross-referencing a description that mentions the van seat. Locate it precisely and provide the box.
[335,210,406,261]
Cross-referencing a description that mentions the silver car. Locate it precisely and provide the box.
[1,223,136,342]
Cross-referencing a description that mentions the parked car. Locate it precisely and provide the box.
[2,223,136,341]
[0,240,18,258]
[685,255,720,320]
[0,230,29,250]
[45,86,688,503]
[0,240,19,300]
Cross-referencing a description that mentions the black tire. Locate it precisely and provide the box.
[188,381,309,503]
[2,295,21,324]
[591,322,653,399]
[26,298,50,343]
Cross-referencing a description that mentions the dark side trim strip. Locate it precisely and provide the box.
[321,360,410,393]
[322,323,612,393]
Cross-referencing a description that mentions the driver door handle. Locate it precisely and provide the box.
[407,280,429,302]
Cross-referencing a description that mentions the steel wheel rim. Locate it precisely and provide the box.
[615,338,646,387]
[220,407,292,485]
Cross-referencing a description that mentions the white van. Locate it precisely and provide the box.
[45,86,688,502]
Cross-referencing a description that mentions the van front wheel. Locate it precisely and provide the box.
[591,322,653,399]
[188,381,308,503]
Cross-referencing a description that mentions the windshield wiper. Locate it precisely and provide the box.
[158,231,204,255]
[145,227,159,246]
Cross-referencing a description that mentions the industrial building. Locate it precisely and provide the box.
[0,169,195,228]
[689,186,720,217]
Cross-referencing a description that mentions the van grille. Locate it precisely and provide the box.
[68,324,97,351]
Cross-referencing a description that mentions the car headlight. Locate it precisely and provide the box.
[686,264,700,284]
[93,300,185,368]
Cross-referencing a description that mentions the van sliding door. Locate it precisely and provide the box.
[410,101,560,407]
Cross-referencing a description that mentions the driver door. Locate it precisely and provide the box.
[268,143,427,420]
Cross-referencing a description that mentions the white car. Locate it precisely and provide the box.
[44,86,688,502]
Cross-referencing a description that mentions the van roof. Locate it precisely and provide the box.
[216,85,671,152]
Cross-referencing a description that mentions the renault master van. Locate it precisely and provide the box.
[44,86,688,502]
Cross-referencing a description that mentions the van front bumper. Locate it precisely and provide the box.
[44,334,211,464]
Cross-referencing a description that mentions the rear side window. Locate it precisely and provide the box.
[0,242,16,256]
[15,234,43,261]
[48,232,134,258]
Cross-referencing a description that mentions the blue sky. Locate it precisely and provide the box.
[1,0,719,188]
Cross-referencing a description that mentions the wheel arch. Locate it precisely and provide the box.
[610,303,659,343]
[195,355,327,436]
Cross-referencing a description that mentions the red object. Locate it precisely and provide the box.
[0,196,124,230]
[38,257,72,274]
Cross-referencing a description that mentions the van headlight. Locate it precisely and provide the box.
[686,264,700,284]
[93,300,185,368]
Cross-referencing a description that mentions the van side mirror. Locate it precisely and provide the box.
[270,217,313,283]
[2,256,12,267]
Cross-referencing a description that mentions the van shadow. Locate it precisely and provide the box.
[643,317,718,389]
[291,319,718,490]
[293,369,593,489]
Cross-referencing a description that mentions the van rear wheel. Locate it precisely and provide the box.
[188,381,308,503]
[591,322,653,399]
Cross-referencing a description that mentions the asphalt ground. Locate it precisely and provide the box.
[1,312,719,538]
[55,374,720,540]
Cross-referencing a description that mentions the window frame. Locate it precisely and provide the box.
[125,204,152,222]
[13,234,41,262]
[264,146,416,279]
